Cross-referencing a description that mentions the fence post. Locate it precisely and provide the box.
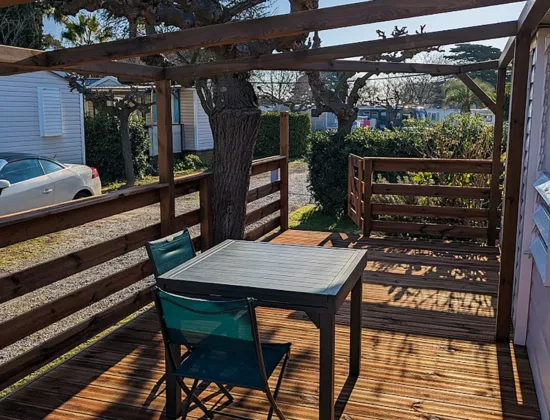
[488,67,506,246]
[362,158,373,237]
[156,79,175,238]
[199,175,212,251]
[280,112,289,231]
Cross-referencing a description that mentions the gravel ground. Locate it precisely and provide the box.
[0,161,313,363]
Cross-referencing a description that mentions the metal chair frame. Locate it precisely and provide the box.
[152,287,290,420]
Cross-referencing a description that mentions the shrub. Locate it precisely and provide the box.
[307,114,494,217]
[254,112,311,159]
[85,113,150,183]
[173,153,208,173]
[307,127,421,215]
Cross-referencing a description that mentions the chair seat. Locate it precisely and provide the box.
[175,342,291,390]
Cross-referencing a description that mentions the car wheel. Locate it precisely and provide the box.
[73,190,92,200]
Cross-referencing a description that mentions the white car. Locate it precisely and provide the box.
[0,153,102,216]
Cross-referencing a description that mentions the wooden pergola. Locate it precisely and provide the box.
[0,0,547,361]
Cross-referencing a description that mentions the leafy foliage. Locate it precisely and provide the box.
[444,44,501,86]
[61,13,114,46]
[84,113,150,183]
[254,113,311,159]
[307,114,495,216]
[443,78,495,113]
[173,154,208,173]
[0,3,43,49]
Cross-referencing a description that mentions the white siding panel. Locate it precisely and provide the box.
[193,90,214,151]
[0,71,85,164]
[527,269,550,419]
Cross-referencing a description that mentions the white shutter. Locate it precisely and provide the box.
[38,87,63,137]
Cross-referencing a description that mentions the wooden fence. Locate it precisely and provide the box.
[0,147,288,391]
[348,155,501,243]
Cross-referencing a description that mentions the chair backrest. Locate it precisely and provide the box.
[153,288,258,353]
[146,229,196,278]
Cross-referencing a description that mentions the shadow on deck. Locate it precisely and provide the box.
[0,230,541,419]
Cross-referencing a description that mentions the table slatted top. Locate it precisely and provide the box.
[158,240,367,311]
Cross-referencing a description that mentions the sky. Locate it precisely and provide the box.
[44,0,527,51]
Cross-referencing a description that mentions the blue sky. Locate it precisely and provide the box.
[44,1,526,50]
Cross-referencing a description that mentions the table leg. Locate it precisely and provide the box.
[350,274,363,376]
[166,343,182,419]
[319,312,335,420]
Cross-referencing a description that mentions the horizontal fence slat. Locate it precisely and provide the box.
[247,181,281,203]
[0,183,166,248]
[371,220,489,238]
[0,224,161,304]
[0,260,153,351]
[173,209,201,231]
[370,158,492,173]
[0,287,152,391]
[372,184,491,198]
[245,200,281,226]
[245,217,281,241]
[371,204,489,220]
[251,156,284,176]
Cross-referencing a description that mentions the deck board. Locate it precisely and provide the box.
[0,230,541,419]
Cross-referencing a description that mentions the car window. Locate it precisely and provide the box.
[40,159,64,174]
[0,159,45,184]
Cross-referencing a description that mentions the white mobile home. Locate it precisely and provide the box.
[0,71,86,164]
[85,77,214,155]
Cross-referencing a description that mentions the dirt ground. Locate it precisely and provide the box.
[0,160,313,363]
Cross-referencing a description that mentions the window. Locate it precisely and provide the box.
[40,159,64,174]
[0,159,45,184]
[38,87,63,137]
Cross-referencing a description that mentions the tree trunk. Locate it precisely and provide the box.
[210,73,261,244]
[119,109,135,188]
[337,108,357,138]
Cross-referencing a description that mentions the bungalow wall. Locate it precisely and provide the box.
[0,71,85,164]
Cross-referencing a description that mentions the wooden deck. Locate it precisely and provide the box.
[0,230,541,419]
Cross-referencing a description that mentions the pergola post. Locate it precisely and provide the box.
[496,34,531,342]
[488,67,507,246]
[156,79,181,417]
[156,79,175,237]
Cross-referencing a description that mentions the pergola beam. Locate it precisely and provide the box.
[165,21,517,80]
[0,0,522,70]
[289,60,498,76]
[498,0,550,68]
[0,46,164,81]
[499,37,516,68]
[456,73,497,113]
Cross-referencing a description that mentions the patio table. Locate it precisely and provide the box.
[157,239,367,420]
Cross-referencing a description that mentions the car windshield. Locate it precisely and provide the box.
[0,160,6,173]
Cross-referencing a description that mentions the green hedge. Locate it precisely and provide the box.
[85,113,150,183]
[306,114,494,216]
[254,112,311,159]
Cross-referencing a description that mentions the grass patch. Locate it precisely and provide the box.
[101,169,201,194]
[289,205,361,234]
[0,232,66,268]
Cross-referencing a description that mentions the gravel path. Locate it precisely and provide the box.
[0,161,312,363]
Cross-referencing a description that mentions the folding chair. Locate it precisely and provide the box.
[145,228,196,278]
[152,287,291,420]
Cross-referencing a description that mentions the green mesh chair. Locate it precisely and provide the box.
[152,287,291,420]
[145,229,196,278]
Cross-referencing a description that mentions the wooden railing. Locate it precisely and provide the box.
[0,151,288,391]
[348,155,501,243]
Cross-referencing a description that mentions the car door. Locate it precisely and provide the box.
[0,159,55,216]
[39,159,77,204]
